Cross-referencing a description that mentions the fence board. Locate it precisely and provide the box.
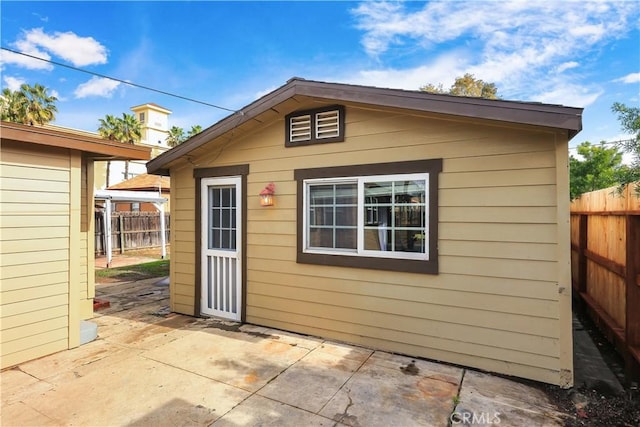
[571,183,640,380]
[95,211,170,255]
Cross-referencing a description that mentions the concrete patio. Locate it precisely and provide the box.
[1,277,570,426]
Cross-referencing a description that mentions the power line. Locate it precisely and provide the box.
[1,46,237,113]
[568,139,636,152]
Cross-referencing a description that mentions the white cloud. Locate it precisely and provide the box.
[532,83,602,108]
[4,28,107,69]
[3,76,26,91]
[74,77,120,98]
[0,45,52,70]
[23,28,107,66]
[335,53,468,91]
[349,1,639,105]
[557,61,579,73]
[614,72,640,84]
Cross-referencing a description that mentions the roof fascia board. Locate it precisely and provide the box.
[147,78,583,174]
[293,81,583,133]
[1,121,151,160]
[147,85,298,174]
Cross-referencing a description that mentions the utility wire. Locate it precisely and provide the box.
[1,46,238,113]
[568,139,635,152]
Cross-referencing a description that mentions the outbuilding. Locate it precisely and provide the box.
[0,121,150,368]
[147,78,582,386]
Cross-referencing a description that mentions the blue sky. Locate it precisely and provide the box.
[1,1,639,153]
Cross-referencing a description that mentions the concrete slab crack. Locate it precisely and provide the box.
[332,390,359,427]
[448,368,466,427]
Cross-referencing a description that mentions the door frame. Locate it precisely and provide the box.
[194,165,249,321]
[200,176,242,320]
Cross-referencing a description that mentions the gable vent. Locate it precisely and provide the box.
[290,114,311,142]
[316,110,340,139]
[285,105,345,147]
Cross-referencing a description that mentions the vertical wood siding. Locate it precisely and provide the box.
[1,142,71,368]
[169,103,569,385]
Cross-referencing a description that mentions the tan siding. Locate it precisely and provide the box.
[169,168,196,315]
[1,338,68,370]
[1,271,69,292]
[172,103,568,384]
[1,260,68,280]
[247,293,559,361]
[1,249,69,267]
[1,238,68,253]
[0,142,71,369]
[1,283,68,305]
[1,226,70,241]
[246,311,561,385]
[1,316,69,343]
[440,206,556,224]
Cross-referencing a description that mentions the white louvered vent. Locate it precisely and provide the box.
[290,114,311,142]
[315,110,340,139]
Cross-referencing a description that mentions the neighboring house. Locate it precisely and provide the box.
[107,173,170,212]
[95,103,172,190]
[146,78,583,387]
[0,121,150,368]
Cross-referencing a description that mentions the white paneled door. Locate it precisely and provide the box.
[201,177,242,320]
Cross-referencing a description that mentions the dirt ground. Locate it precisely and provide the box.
[549,308,640,427]
[116,246,170,259]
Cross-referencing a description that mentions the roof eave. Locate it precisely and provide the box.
[1,121,151,160]
[146,78,583,174]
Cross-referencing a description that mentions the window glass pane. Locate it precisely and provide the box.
[336,206,356,226]
[221,230,231,249]
[394,230,425,253]
[212,229,221,249]
[335,228,357,249]
[222,188,231,207]
[208,185,237,250]
[365,182,392,200]
[307,182,356,250]
[394,180,425,203]
[231,208,236,228]
[362,178,426,254]
[309,228,333,248]
[335,184,357,204]
[395,206,425,227]
[213,209,221,228]
[306,176,427,256]
[310,185,334,205]
[221,208,230,228]
[211,188,220,207]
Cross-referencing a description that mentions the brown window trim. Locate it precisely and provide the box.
[285,105,345,147]
[294,159,442,274]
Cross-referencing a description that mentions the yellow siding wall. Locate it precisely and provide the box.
[169,103,571,385]
[0,142,72,368]
[79,158,95,319]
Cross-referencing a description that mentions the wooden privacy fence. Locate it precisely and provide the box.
[95,211,170,255]
[571,183,640,378]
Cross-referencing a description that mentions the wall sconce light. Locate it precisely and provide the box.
[260,183,275,207]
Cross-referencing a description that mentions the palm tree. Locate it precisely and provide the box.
[0,88,24,122]
[0,84,58,125]
[166,126,185,147]
[119,113,142,144]
[21,83,58,125]
[98,114,122,140]
[97,113,142,181]
[187,125,203,139]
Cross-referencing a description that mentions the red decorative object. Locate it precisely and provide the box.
[260,183,275,206]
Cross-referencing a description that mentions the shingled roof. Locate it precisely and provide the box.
[108,173,170,192]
